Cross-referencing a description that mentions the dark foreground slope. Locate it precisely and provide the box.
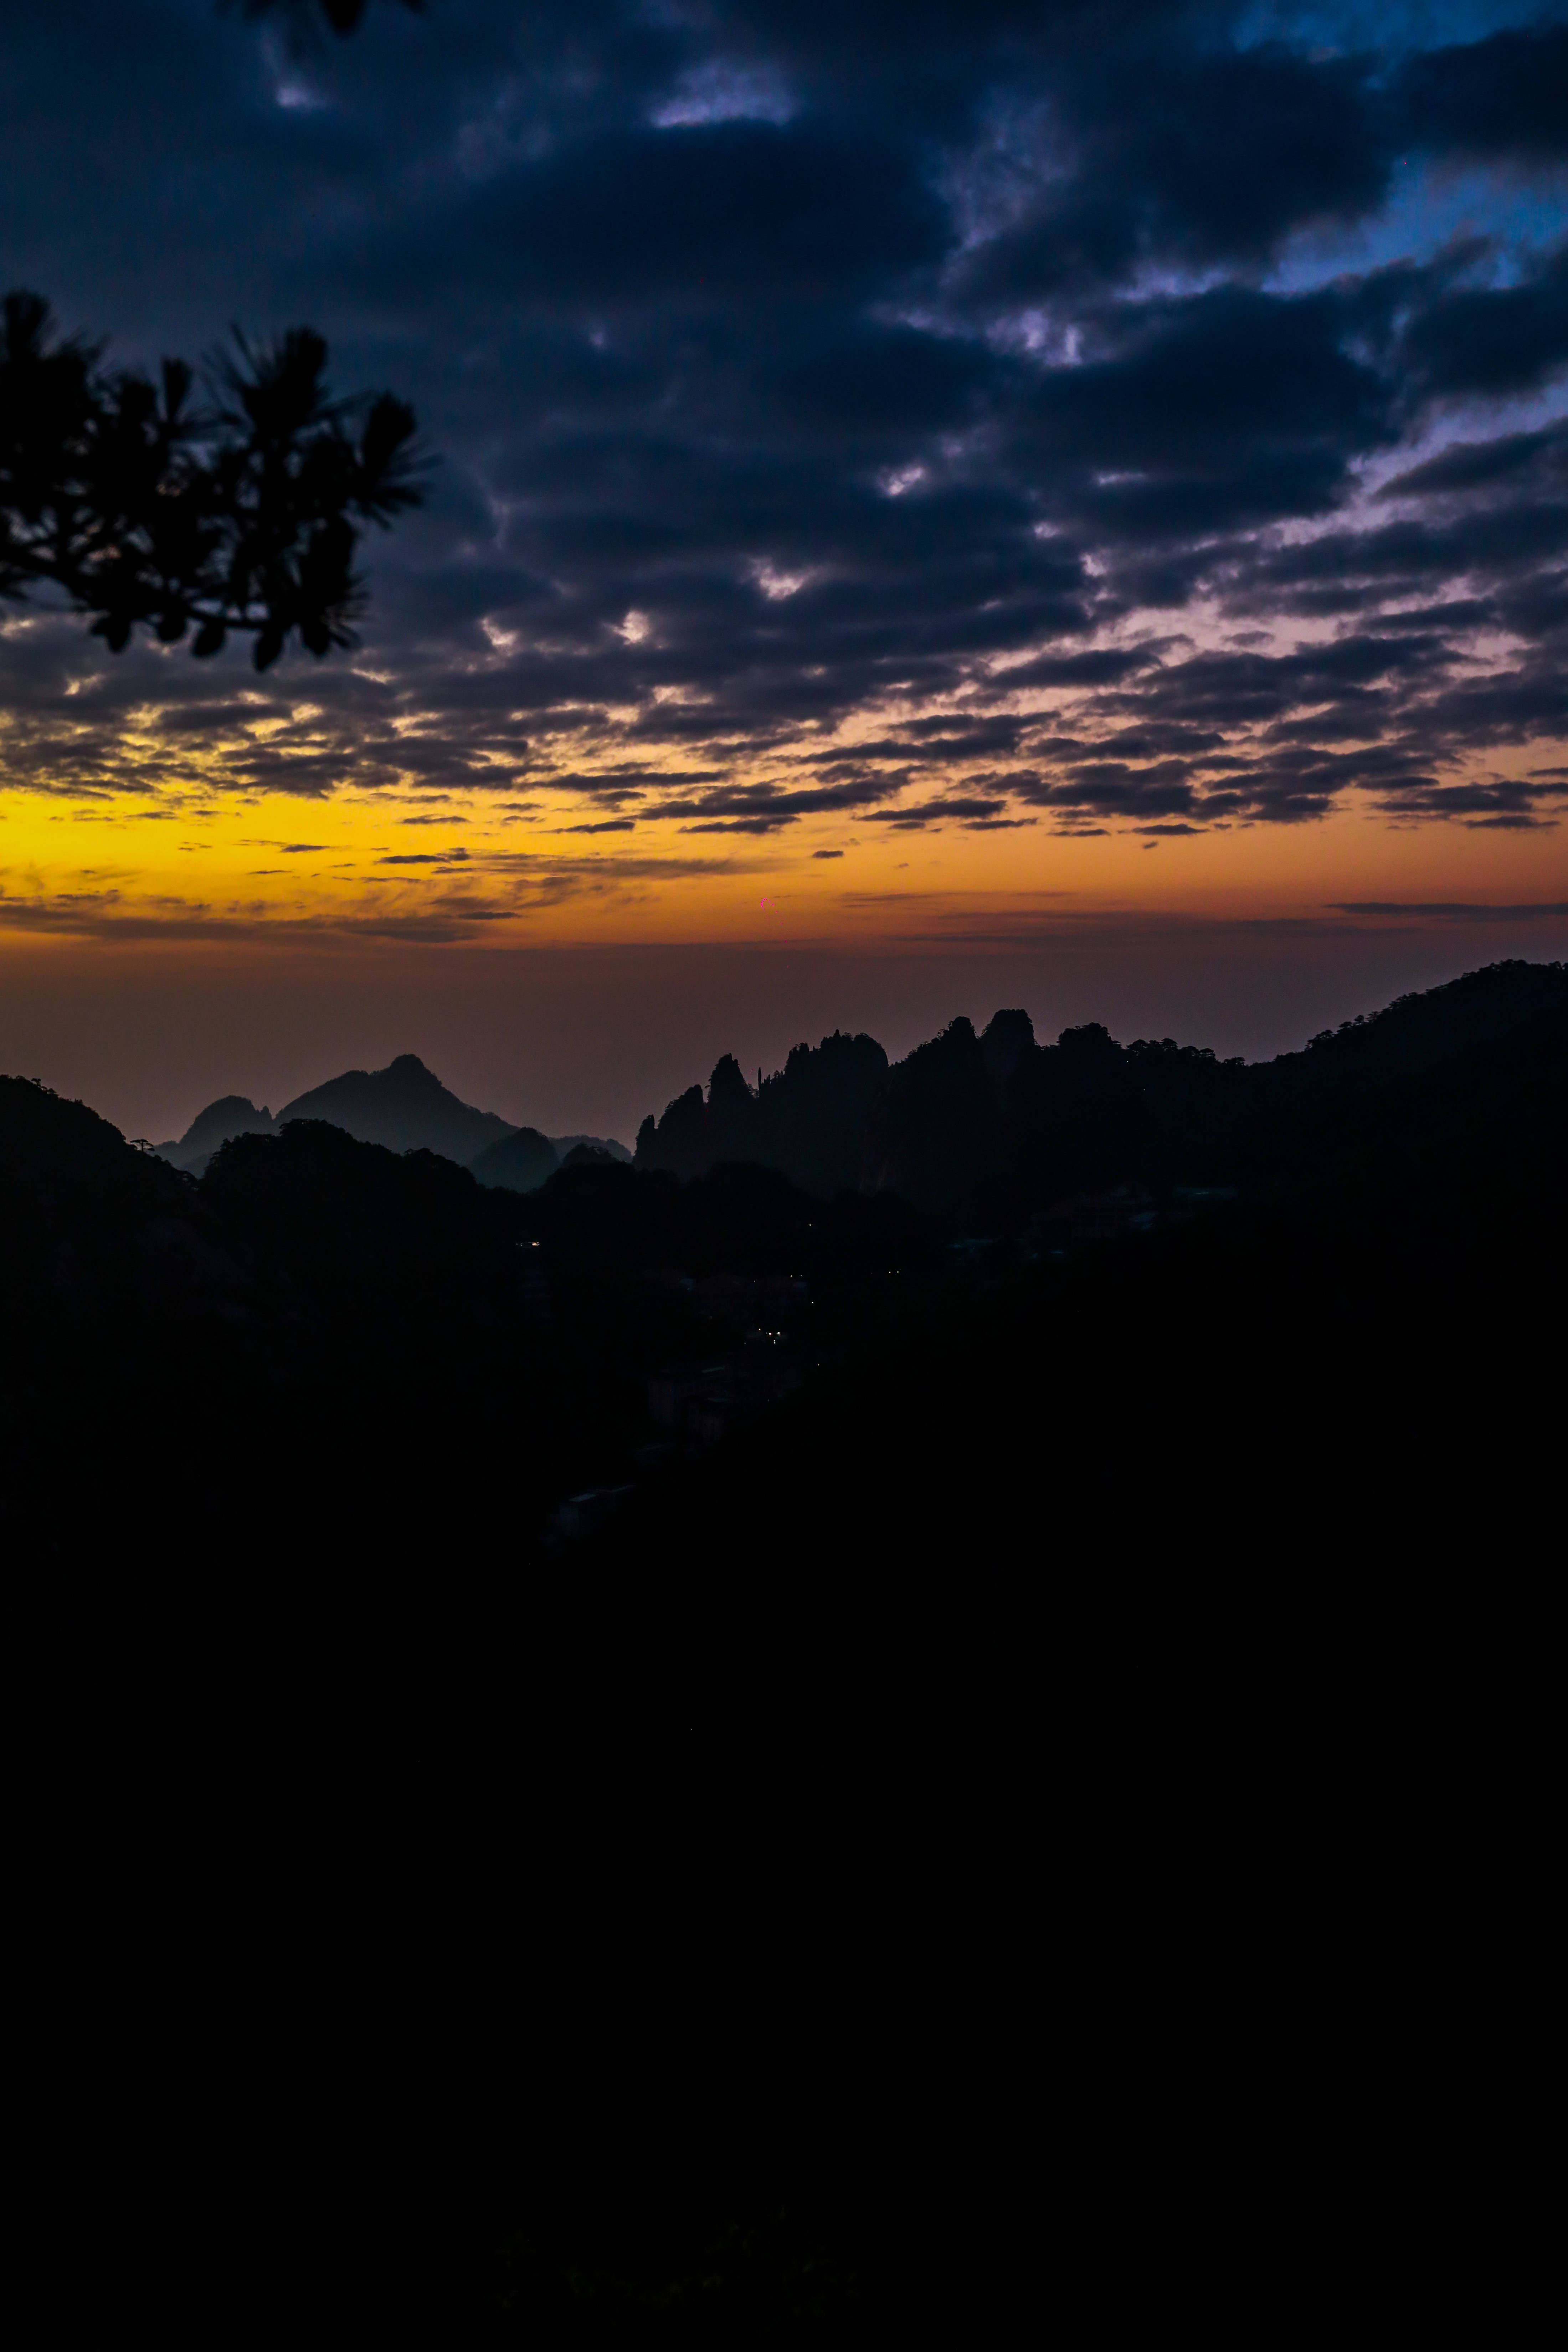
[4,964,1563,1579]
[601,1002,1568,1601]
[4,977,1563,2343]
[2,961,1561,1640]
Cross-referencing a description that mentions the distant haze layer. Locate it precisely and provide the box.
[4,915,1566,1150]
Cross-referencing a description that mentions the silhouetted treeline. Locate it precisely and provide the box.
[635,960,1568,1217]
[0,1073,187,1315]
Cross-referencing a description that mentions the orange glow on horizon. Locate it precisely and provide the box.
[3,771,1564,956]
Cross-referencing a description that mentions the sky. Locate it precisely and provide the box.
[2,0,1566,1143]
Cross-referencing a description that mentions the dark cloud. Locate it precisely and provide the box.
[1400,240,1568,401]
[0,0,1563,842]
[385,119,948,310]
[996,647,1159,688]
[767,322,999,437]
[879,715,1039,760]
[1372,774,1568,829]
[864,795,1012,826]
[644,774,909,830]
[1332,902,1568,918]
[1393,22,1568,166]
[1380,420,1568,501]
[1022,287,1395,534]
[1015,759,1199,822]
[960,38,1390,304]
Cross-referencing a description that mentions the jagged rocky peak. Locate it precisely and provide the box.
[168,1095,279,1166]
[708,1053,753,1106]
[981,1009,1036,1089]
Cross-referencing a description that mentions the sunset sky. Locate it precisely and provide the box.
[3,0,1565,1144]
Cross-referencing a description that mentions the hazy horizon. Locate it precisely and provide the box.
[7,924,1563,1150]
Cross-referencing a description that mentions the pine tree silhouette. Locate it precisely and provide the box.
[0,293,422,669]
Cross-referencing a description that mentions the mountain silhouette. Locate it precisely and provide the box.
[157,1068,633,1182]
[274,1053,516,1162]
[470,1125,559,1193]
[550,1133,632,1165]
[1275,957,1568,1088]
[15,965,1562,1323]
[156,1094,277,1171]
[1,1072,185,1313]
[635,960,1568,1212]
[864,1014,1006,1207]
[636,1030,888,1192]
[139,961,1568,1219]
[6,958,1565,1592]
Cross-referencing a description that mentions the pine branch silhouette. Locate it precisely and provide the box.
[0,292,423,670]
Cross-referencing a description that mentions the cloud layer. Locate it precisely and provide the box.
[1,0,1566,849]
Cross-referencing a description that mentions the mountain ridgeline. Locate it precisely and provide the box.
[636,960,1568,1215]
[154,1052,628,1182]
[132,959,1568,1220]
[2,954,1565,1591]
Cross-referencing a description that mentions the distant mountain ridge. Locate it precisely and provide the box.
[156,1056,631,1181]
[160,1094,278,1170]
[635,959,1568,1211]
[7,962,1564,1595]
[469,1126,558,1194]
[123,961,1568,1207]
[274,1053,515,1164]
